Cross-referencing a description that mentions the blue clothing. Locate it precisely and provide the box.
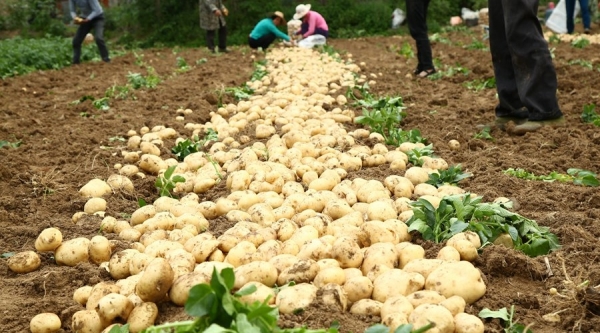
[250,18,290,41]
[70,0,103,20]
[566,0,591,33]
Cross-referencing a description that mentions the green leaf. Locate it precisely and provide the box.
[108,324,130,333]
[172,175,186,183]
[235,285,258,297]
[185,284,218,317]
[138,198,147,207]
[164,165,176,179]
[1,252,16,258]
[407,218,430,235]
[479,307,509,321]
[364,324,390,333]
[449,221,469,235]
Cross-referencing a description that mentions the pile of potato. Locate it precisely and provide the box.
[15,47,495,333]
[543,31,600,44]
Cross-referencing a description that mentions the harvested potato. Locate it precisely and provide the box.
[408,304,455,333]
[89,235,111,265]
[398,243,425,268]
[109,249,139,279]
[72,310,104,333]
[55,238,91,266]
[79,178,112,198]
[382,312,409,332]
[128,302,159,333]
[343,276,373,303]
[313,266,346,288]
[73,286,93,306]
[402,259,445,280]
[381,295,414,319]
[425,261,486,304]
[97,293,134,322]
[84,197,107,214]
[276,283,318,314]
[450,239,478,261]
[440,295,466,316]
[331,237,364,269]
[406,290,446,308]
[361,242,398,275]
[318,283,348,311]
[86,282,120,310]
[169,272,210,306]
[238,281,276,305]
[447,232,481,248]
[349,299,382,316]
[136,258,174,302]
[234,261,279,289]
[8,251,41,273]
[454,313,485,333]
[116,274,141,297]
[404,167,429,185]
[372,269,425,302]
[35,228,63,252]
[437,246,460,261]
[30,313,61,333]
[277,259,320,285]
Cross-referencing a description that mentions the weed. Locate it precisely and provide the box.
[473,127,494,141]
[196,58,208,65]
[504,168,599,187]
[155,165,186,197]
[91,97,110,111]
[571,37,590,48]
[567,59,593,70]
[0,138,22,149]
[426,164,472,187]
[479,305,533,333]
[406,145,435,166]
[465,38,488,51]
[581,103,600,126]
[398,42,415,59]
[464,77,496,92]
[172,129,219,161]
[176,56,191,72]
[428,63,469,80]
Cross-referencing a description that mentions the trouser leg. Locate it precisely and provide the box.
[406,0,433,70]
[218,21,227,51]
[92,16,110,62]
[566,0,576,33]
[206,29,216,51]
[254,33,276,49]
[72,23,92,64]
[579,0,591,29]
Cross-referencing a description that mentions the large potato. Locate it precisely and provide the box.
[136,258,174,302]
[276,283,317,314]
[381,295,414,319]
[277,259,320,285]
[8,251,41,273]
[454,313,485,333]
[89,235,111,265]
[361,242,397,275]
[238,281,276,305]
[402,259,445,280]
[108,249,139,279]
[30,313,61,333]
[55,238,91,266]
[97,293,134,322]
[128,302,159,333]
[343,276,373,303]
[372,269,425,302]
[408,304,455,333]
[169,272,210,306]
[71,310,104,333]
[35,228,63,252]
[425,261,486,304]
[79,178,111,198]
[234,261,279,289]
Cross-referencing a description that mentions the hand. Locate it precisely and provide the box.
[74,17,84,24]
[214,9,222,16]
[222,8,229,16]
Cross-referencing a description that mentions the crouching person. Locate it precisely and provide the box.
[249,11,291,50]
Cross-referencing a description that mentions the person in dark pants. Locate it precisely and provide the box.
[70,0,110,64]
[566,0,591,33]
[486,0,565,133]
[293,4,329,38]
[249,11,291,50]
[199,0,228,53]
[406,0,435,78]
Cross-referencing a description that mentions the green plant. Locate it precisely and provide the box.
[398,42,415,59]
[406,145,435,166]
[127,67,161,89]
[464,38,488,51]
[196,58,208,65]
[567,59,593,70]
[426,165,472,188]
[581,103,600,126]
[225,86,254,101]
[479,306,533,333]
[176,56,191,72]
[0,139,22,149]
[354,96,407,142]
[407,194,561,257]
[386,128,427,146]
[503,168,599,187]
[172,129,219,161]
[92,97,110,111]
[429,33,452,44]
[365,323,435,333]
[464,77,496,92]
[155,165,186,197]
[206,154,224,181]
[427,63,469,81]
[473,127,494,141]
[251,60,268,81]
[105,84,134,100]
[571,37,590,48]
[548,34,561,44]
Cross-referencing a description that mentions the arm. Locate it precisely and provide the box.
[266,20,291,41]
[202,0,218,12]
[86,0,103,20]
[303,13,317,38]
[69,0,77,19]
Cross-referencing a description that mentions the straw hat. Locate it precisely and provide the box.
[294,4,311,20]
[274,11,287,25]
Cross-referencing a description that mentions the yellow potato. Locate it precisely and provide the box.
[35,228,63,252]
[71,310,104,333]
[136,258,174,302]
[55,238,90,266]
[30,313,61,333]
[8,251,41,273]
[409,304,455,333]
[128,302,159,333]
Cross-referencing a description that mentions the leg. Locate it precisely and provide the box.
[501,0,562,121]
[206,29,216,52]
[314,27,329,38]
[255,33,277,49]
[488,0,527,118]
[406,0,434,71]
[92,16,110,62]
[565,0,576,33]
[217,21,227,51]
[72,23,93,64]
[579,0,591,30]
[299,21,309,36]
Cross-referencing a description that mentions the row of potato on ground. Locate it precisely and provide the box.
[12,47,489,333]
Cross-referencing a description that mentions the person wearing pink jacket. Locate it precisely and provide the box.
[293,4,329,38]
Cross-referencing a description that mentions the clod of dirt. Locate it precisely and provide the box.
[477,245,546,280]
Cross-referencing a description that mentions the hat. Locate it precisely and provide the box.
[274,11,287,25]
[294,4,311,20]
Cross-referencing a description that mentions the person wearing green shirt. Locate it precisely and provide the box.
[248,11,291,50]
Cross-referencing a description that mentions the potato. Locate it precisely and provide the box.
[409,304,455,333]
[136,258,175,302]
[86,282,120,310]
[437,246,461,261]
[234,261,279,289]
[450,239,478,261]
[269,254,300,274]
[398,243,425,268]
[144,240,184,258]
[109,249,139,279]
[407,290,446,308]
[402,259,445,280]
[343,267,364,281]
[448,140,460,151]
[89,235,111,265]
[440,295,466,316]
[225,241,257,267]
[71,310,104,333]
[297,238,332,261]
[372,269,425,302]
[447,232,481,248]
[7,251,41,273]
[30,313,61,333]
[169,272,210,306]
[276,283,318,314]
[318,283,348,311]
[35,228,63,252]
[97,293,134,322]
[349,299,382,316]
[343,276,373,303]
[313,266,346,288]
[277,259,320,285]
[107,174,134,193]
[130,205,157,226]
[238,281,276,305]
[116,274,141,296]
[382,312,409,332]
[79,178,112,198]
[84,197,107,214]
[128,302,159,333]
[361,242,397,275]
[381,295,414,319]
[404,167,429,185]
[73,286,93,306]
[55,238,91,266]
[425,261,486,304]
[193,261,234,277]
[454,313,485,333]
[316,258,340,271]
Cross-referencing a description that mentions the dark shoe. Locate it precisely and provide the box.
[416,68,436,78]
[512,116,566,134]
[585,28,591,34]
[476,116,528,131]
[103,58,111,63]
[413,67,422,75]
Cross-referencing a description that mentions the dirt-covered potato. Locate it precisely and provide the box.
[30,313,61,333]
[71,309,104,333]
[349,299,382,316]
[276,283,318,314]
[79,178,112,198]
[89,235,111,265]
[408,304,455,333]
[35,227,63,252]
[402,259,445,280]
[381,295,414,319]
[343,276,373,303]
[73,286,93,306]
[425,261,486,304]
[108,249,139,279]
[8,251,41,273]
[55,238,91,266]
[361,242,398,275]
[318,283,348,311]
[440,295,466,316]
[127,302,159,333]
[169,272,210,306]
[97,293,134,322]
[238,281,276,305]
[277,259,320,285]
[233,261,279,289]
[406,290,446,308]
[86,282,121,310]
[372,269,425,302]
[136,258,174,302]
[313,266,346,288]
[454,313,485,333]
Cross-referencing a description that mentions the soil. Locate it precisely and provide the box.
[1,28,600,333]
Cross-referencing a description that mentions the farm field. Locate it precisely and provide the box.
[1,27,600,333]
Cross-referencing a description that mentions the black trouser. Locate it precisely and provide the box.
[488,0,563,120]
[406,0,433,71]
[299,22,329,38]
[248,33,276,49]
[72,15,110,64]
[206,20,227,51]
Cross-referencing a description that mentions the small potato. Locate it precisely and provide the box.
[234,261,279,289]
[79,178,112,198]
[108,249,139,279]
[437,246,461,261]
[381,295,414,319]
[450,239,478,261]
[89,235,111,265]
[73,286,93,306]
[343,276,373,303]
[448,140,460,151]
[55,238,91,266]
[276,283,318,314]
[136,258,174,302]
[404,167,429,185]
[408,304,455,333]
[398,243,425,268]
[84,197,107,214]
[454,313,485,333]
[35,228,63,252]
[238,281,276,305]
[440,295,466,316]
[402,259,445,280]
[71,310,104,333]
[97,293,134,322]
[349,299,382,316]
[447,232,481,248]
[382,312,409,332]
[86,282,120,310]
[128,302,159,333]
[361,242,398,275]
[313,266,346,288]
[8,251,41,273]
[30,313,61,333]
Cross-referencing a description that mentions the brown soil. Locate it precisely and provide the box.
[1,28,600,333]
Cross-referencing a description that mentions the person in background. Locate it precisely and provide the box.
[249,11,291,50]
[70,0,110,64]
[199,0,229,53]
[406,0,435,78]
[566,0,591,34]
[293,4,329,38]
[485,0,565,133]
[545,2,555,22]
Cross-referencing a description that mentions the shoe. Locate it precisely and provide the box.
[584,28,591,34]
[413,67,422,75]
[476,116,528,131]
[416,68,436,78]
[103,58,111,63]
[512,116,566,134]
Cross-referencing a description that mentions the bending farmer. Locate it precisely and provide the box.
[249,11,290,50]
[70,0,110,64]
[294,4,329,38]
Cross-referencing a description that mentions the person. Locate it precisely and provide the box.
[69,0,110,64]
[566,0,591,34]
[485,0,565,133]
[406,0,435,78]
[249,11,291,50]
[545,2,555,22]
[199,0,229,53]
[293,4,329,39]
